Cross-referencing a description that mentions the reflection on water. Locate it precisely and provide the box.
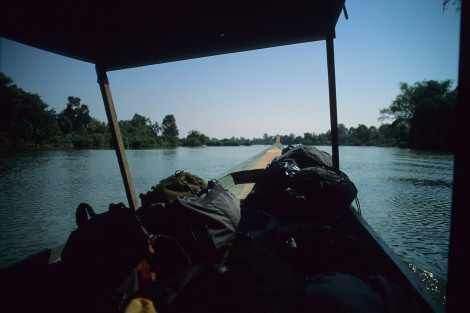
[0,146,453,303]
[407,262,447,304]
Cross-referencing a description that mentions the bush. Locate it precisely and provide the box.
[72,134,94,148]
[158,135,180,147]
[91,133,110,147]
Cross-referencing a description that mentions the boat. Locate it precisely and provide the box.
[1,0,467,312]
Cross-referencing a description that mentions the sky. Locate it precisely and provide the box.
[0,0,461,140]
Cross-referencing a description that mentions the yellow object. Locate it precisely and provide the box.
[124,298,158,313]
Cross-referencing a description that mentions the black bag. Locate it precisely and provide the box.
[290,166,358,211]
[154,241,414,313]
[243,160,299,214]
[61,203,156,313]
[244,145,357,222]
[237,209,377,276]
[137,180,241,263]
[246,220,335,276]
[282,143,302,154]
[154,234,305,313]
[277,145,333,168]
[140,170,208,206]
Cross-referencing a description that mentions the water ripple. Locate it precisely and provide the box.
[0,146,453,305]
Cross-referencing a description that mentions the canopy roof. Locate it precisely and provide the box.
[1,0,345,71]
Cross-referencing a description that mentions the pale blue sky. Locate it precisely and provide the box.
[0,0,461,139]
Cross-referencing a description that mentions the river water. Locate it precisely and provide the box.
[0,145,453,303]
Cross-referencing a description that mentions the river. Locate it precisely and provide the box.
[0,145,453,303]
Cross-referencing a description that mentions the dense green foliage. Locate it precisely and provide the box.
[0,73,59,147]
[379,80,456,150]
[0,73,178,149]
[0,73,457,151]
[244,125,392,147]
[161,114,179,137]
[183,130,210,146]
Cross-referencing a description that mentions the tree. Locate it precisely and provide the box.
[280,133,296,145]
[131,113,149,130]
[161,114,179,137]
[350,124,370,145]
[150,122,161,137]
[443,0,461,12]
[379,80,456,150]
[379,82,415,127]
[368,126,381,145]
[58,115,73,134]
[59,96,92,133]
[88,117,107,134]
[408,81,456,149]
[338,124,349,145]
[184,130,209,146]
[117,113,162,148]
[263,133,269,143]
[0,72,59,146]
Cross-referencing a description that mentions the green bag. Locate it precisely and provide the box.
[140,170,207,206]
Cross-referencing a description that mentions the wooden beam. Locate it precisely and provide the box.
[96,66,139,211]
[326,33,340,169]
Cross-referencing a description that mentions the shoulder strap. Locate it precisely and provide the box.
[198,182,226,205]
[75,203,96,228]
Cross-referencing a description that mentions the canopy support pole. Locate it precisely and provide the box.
[326,32,340,169]
[96,66,139,211]
[447,1,468,311]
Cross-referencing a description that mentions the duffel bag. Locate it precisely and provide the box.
[154,234,304,313]
[137,180,241,263]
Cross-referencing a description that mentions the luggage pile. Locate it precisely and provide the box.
[244,145,358,222]
[58,147,419,313]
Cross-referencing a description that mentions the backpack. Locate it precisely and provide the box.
[137,179,241,264]
[139,171,207,206]
[151,232,410,313]
[154,234,305,313]
[245,219,336,276]
[290,166,358,211]
[281,143,302,155]
[276,145,333,168]
[244,145,357,222]
[60,203,156,313]
[237,210,376,277]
